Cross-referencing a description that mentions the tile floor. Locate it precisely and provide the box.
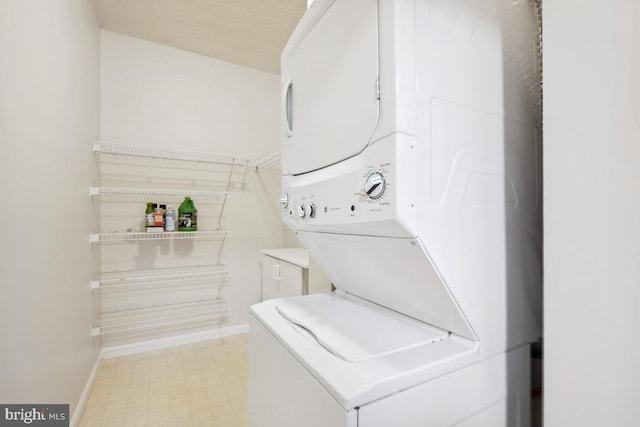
[79,334,249,427]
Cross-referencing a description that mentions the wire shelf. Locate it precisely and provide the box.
[251,148,281,170]
[90,230,231,244]
[91,141,239,341]
[89,186,230,204]
[92,299,230,337]
[91,265,232,291]
[93,141,250,167]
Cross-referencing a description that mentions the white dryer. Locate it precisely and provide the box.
[250,0,542,425]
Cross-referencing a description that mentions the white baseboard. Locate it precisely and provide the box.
[101,323,249,359]
[70,352,102,427]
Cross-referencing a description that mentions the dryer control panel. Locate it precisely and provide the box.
[281,135,418,238]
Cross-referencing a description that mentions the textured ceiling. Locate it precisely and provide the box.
[94,0,307,74]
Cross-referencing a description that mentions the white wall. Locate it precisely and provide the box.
[99,31,284,345]
[0,0,100,418]
[101,30,281,159]
[544,1,640,425]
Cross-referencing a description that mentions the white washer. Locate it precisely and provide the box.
[250,0,542,425]
[251,293,530,426]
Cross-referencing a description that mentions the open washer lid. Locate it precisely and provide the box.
[276,293,449,363]
[297,232,476,340]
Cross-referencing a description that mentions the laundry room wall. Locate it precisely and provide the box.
[0,0,100,419]
[544,0,640,425]
[99,30,284,346]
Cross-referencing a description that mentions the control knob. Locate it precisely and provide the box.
[363,172,386,200]
[298,205,307,218]
[280,193,289,208]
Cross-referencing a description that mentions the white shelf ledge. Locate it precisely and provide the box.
[93,141,250,167]
[91,299,230,337]
[90,230,231,244]
[251,148,281,170]
[91,265,232,291]
[89,186,230,203]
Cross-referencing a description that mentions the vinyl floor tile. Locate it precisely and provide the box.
[80,334,249,427]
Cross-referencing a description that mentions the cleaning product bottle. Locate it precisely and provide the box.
[145,202,154,228]
[153,204,164,227]
[165,205,176,232]
[178,197,197,231]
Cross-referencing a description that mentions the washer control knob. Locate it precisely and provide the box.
[309,203,317,218]
[298,205,307,218]
[280,193,289,208]
[364,172,386,200]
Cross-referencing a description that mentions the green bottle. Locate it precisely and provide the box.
[178,197,197,231]
[145,202,154,228]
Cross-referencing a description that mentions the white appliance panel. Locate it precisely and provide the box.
[281,0,379,175]
[249,315,357,427]
[416,97,542,357]
[282,135,418,238]
[358,345,531,427]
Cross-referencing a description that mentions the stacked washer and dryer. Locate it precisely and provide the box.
[250,0,542,425]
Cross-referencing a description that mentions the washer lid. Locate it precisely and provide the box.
[277,295,449,363]
[297,232,476,340]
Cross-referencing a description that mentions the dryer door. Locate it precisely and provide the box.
[281,0,379,175]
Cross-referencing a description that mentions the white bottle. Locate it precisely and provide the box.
[165,205,176,232]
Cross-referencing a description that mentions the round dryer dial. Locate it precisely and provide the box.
[363,172,386,200]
